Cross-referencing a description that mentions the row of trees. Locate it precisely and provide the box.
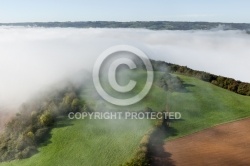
[2,21,250,31]
[0,84,88,162]
[122,107,171,166]
[151,60,250,96]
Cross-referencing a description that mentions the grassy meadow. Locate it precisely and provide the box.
[1,71,250,166]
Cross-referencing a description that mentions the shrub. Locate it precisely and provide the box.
[71,98,81,112]
[39,112,53,126]
[34,128,49,144]
[26,131,35,140]
[21,146,37,159]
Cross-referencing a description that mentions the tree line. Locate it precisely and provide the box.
[1,21,250,31]
[0,83,89,162]
[151,60,250,96]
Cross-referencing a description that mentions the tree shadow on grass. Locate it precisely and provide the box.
[38,116,74,148]
[183,83,195,88]
[54,116,74,128]
[176,83,195,93]
[148,119,182,166]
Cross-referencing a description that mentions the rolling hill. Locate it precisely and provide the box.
[1,71,250,166]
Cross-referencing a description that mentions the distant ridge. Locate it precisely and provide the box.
[1,21,250,30]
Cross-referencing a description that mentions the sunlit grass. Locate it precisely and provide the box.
[1,71,250,166]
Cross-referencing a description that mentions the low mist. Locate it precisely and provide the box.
[1,26,250,110]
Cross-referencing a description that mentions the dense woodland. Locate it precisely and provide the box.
[1,21,250,31]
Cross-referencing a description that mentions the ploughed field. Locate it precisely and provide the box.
[163,118,250,166]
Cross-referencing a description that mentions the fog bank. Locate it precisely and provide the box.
[1,27,250,109]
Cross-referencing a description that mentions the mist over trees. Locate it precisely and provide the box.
[1,25,250,164]
[0,82,89,162]
[1,59,250,163]
[151,60,250,96]
[1,27,250,110]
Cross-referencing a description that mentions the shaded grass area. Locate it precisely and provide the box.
[0,118,153,166]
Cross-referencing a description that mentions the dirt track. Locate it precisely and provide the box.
[161,118,250,166]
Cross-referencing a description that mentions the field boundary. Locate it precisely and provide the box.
[167,116,250,142]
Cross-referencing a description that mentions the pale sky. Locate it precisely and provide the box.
[0,0,250,23]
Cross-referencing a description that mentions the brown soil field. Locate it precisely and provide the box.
[152,118,250,166]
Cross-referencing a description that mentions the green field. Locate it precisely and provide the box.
[0,117,152,166]
[166,74,250,139]
[1,71,250,166]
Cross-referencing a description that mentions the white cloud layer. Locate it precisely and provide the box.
[0,27,250,108]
